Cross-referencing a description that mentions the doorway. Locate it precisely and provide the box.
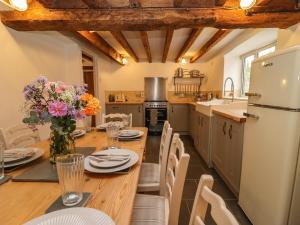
[82,52,96,127]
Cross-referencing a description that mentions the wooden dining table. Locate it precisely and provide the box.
[0,127,148,225]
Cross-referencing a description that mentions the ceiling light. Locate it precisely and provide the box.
[240,0,256,9]
[180,58,187,65]
[122,57,128,65]
[9,0,27,11]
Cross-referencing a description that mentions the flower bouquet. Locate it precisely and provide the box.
[23,76,100,163]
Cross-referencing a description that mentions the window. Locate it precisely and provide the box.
[241,44,276,95]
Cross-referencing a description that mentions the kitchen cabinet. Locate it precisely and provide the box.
[105,103,144,127]
[193,112,211,166]
[212,115,244,196]
[188,104,197,141]
[168,104,189,133]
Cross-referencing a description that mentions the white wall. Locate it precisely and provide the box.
[0,23,83,139]
[277,23,300,50]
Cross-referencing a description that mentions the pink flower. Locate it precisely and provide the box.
[48,101,68,117]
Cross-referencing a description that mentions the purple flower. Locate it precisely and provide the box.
[75,110,85,120]
[48,101,68,117]
[37,76,48,84]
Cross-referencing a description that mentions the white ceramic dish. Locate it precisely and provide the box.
[118,130,140,137]
[84,149,139,173]
[73,129,86,138]
[23,207,115,225]
[118,131,144,140]
[88,154,130,168]
[4,148,45,168]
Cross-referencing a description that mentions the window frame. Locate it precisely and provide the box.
[240,42,276,95]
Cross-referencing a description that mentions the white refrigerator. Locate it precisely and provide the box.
[239,46,300,225]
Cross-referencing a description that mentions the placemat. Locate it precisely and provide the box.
[0,175,11,185]
[46,192,92,214]
[12,147,96,182]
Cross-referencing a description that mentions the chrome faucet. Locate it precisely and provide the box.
[224,77,235,102]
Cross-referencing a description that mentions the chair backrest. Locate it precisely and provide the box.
[189,175,239,225]
[102,113,133,127]
[159,121,173,195]
[5,124,40,148]
[0,128,7,150]
[165,133,190,225]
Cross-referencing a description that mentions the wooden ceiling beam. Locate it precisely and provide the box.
[140,31,152,63]
[257,0,273,6]
[110,31,139,62]
[37,0,88,8]
[72,31,124,65]
[2,1,300,30]
[175,28,203,62]
[162,29,174,63]
[174,0,184,7]
[81,0,111,8]
[190,29,232,63]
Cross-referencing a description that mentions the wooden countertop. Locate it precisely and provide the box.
[212,108,246,123]
[168,101,196,106]
[0,127,148,225]
[106,101,144,105]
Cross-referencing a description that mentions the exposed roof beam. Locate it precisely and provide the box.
[81,0,111,8]
[190,29,232,63]
[257,0,273,6]
[37,0,88,8]
[140,31,152,63]
[175,28,203,63]
[72,31,124,65]
[2,1,300,30]
[162,29,174,63]
[110,31,139,62]
[129,0,141,8]
[174,0,184,7]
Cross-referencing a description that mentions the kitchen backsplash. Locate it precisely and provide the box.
[105,90,222,103]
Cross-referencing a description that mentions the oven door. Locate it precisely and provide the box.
[145,108,167,134]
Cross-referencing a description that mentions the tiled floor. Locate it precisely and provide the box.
[145,135,252,225]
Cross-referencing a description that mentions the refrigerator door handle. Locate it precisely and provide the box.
[245,92,262,97]
[243,112,260,120]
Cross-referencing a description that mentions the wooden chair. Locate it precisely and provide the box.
[0,128,7,150]
[4,124,40,148]
[102,113,133,127]
[132,133,190,225]
[137,121,173,194]
[189,175,239,225]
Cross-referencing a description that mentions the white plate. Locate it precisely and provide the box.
[23,207,115,225]
[118,131,144,140]
[84,149,139,173]
[73,129,86,138]
[4,148,45,168]
[88,154,130,168]
[118,130,140,137]
[96,122,124,130]
[4,148,35,163]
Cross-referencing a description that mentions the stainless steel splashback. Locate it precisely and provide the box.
[144,77,167,101]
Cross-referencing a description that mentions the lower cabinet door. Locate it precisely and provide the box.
[125,104,144,127]
[212,116,228,172]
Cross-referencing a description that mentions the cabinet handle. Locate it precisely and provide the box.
[229,124,232,139]
[138,106,141,112]
[222,122,227,135]
[245,92,261,97]
[172,106,174,112]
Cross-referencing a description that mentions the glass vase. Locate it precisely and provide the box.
[49,129,75,163]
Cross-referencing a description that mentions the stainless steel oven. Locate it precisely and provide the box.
[144,101,168,135]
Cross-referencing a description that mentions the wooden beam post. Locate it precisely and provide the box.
[190,29,232,63]
[175,28,203,62]
[174,0,184,7]
[140,31,152,63]
[73,31,124,65]
[2,1,300,30]
[111,31,139,62]
[162,29,174,63]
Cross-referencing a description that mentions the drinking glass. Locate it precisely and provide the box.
[56,154,85,206]
[106,124,120,149]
